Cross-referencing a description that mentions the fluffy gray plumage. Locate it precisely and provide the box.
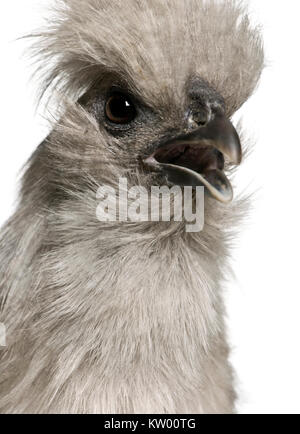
[0,0,264,414]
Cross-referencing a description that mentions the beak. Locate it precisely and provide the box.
[143,114,242,203]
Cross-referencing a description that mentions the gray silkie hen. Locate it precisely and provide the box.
[0,0,264,414]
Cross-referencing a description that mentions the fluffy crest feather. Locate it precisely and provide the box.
[31,0,264,116]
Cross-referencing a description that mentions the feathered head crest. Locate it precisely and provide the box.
[31,0,264,116]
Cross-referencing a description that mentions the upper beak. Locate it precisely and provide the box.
[143,114,242,203]
[182,114,242,165]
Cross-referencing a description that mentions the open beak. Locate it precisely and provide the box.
[143,114,242,203]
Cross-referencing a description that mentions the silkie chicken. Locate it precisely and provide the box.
[0,0,264,414]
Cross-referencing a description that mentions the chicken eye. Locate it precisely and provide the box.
[105,93,136,124]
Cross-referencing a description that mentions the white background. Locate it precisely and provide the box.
[0,1,299,414]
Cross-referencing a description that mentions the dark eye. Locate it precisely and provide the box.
[105,92,136,124]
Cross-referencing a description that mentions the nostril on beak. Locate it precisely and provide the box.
[186,109,210,130]
[192,111,209,127]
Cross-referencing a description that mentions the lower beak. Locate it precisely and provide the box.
[143,114,242,203]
